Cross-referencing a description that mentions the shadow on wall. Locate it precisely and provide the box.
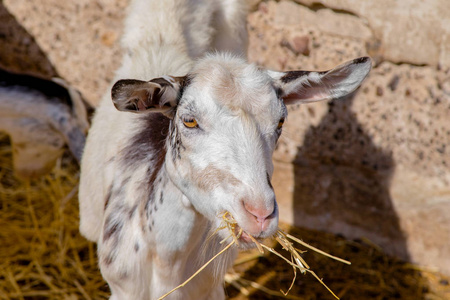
[226,94,436,300]
[0,3,58,77]
[225,225,432,300]
[292,93,409,260]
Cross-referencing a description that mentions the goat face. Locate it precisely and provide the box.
[111,54,372,247]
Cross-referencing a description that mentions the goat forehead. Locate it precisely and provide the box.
[189,55,279,115]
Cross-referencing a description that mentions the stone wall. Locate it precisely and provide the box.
[1,0,128,104]
[1,0,449,274]
[249,1,450,275]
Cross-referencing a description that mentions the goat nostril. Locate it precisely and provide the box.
[256,217,267,224]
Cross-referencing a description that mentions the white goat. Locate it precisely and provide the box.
[0,69,90,178]
[79,0,371,299]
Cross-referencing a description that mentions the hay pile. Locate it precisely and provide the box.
[0,133,108,300]
[1,132,449,299]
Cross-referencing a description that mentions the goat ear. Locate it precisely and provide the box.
[270,57,372,105]
[111,76,186,115]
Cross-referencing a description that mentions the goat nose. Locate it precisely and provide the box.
[243,201,276,224]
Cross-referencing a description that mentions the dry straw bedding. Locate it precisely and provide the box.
[0,133,449,300]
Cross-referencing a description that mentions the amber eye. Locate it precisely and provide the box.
[183,117,198,128]
[277,117,285,129]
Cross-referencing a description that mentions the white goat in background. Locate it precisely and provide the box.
[79,0,371,299]
[0,69,90,178]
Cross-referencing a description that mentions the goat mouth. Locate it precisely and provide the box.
[213,212,272,250]
[217,212,268,248]
[239,230,259,243]
[233,225,267,247]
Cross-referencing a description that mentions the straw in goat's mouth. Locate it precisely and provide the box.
[158,212,350,300]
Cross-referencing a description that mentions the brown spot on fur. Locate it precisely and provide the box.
[121,113,168,227]
[128,204,137,219]
[280,69,328,84]
[151,252,169,270]
[192,58,272,114]
[104,185,112,210]
[145,148,165,211]
[149,218,155,232]
[214,69,239,107]
[280,70,311,83]
[169,122,183,162]
[194,165,241,191]
[120,271,129,279]
[103,214,123,242]
[103,253,115,266]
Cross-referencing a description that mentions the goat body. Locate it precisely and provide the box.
[79,0,371,299]
[0,69,90,178]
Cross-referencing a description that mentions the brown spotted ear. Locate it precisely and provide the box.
[111,76,186,116]
[269,57,372,105]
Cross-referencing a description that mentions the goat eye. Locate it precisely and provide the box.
[277,117,285,130]
[182,117,198,128]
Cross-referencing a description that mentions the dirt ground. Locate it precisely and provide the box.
[1,134,449,300]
